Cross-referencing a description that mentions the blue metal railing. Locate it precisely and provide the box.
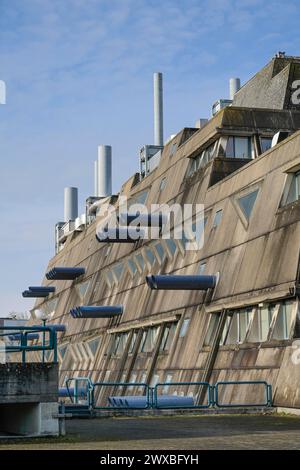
[214,380,273,408]
[58,378,273,410]
[0,326,58,363]
[65,377,93,406]
[91,382,151,410]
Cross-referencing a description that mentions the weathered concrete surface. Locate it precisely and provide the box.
[0,363,58,404]
[0,364,59,436]
[0,415,300,450]
[0,402,59,436]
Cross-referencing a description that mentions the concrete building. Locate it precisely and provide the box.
[27,55,300,410]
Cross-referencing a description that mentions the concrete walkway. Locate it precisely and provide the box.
[0,414,300,450]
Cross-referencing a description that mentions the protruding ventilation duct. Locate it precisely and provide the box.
[46,267,85,280]
[69,305,123,318]
[64,187,78,222]
[146,274,217,290]
[59,387,87,398]
[22,290,50,298]
[22,286,55,297]
[229,78,241,100]
[98,145,112,197]
[154,72,164,146]
[33,324,66,333]
[28,286,56,294]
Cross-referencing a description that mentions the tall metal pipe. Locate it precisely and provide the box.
[229,78,241,100]
[98,145,112,197]
[94,160,99,197]
[64,187,78,222]
[154,72,164,146]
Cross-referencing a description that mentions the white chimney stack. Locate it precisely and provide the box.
[229,78,241,100]
[64,187,78,222]
[154,72,164,146]
[98,145,112,197]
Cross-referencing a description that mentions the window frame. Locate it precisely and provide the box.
[225,135,253,159]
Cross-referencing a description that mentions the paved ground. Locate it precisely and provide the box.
[0,414,300,450]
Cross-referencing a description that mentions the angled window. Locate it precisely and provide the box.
[140,326,160,353]
[128,331,138,354]
[76,280,90,301]
[159,323,177,352]
[105,270,115,288]
[128,258,138,277]
[260,137,272,153]
[159,177,167,192]
[135,253,145,272]
[271,301,294,340]
[225,136,252,159]
[248,304,276,342]
[204,314,219,346]
[187,141,217,176]
[220,317,231,345]
[145,247,156,266]
[165,238,177,258]
[281,171,300,206]
[58,344,68,361]
[238,189,259,221]
[86,337,101,356]
[212,209,222,228]
[224,308,252,344]
[36,298,58,320]
[114,333,129,356]
[133,190,149,205]
[113,262,124,282]
[179,318,190,338]
[153,242,166,264]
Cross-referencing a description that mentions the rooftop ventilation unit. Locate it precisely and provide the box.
[146,274,218,290]
[69,305,123,319]
[46,267,85,280]
[212,99,232,116]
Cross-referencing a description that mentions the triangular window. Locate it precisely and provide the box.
[238,189,259,220]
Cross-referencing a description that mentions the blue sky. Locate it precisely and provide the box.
[0,0,300,315]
